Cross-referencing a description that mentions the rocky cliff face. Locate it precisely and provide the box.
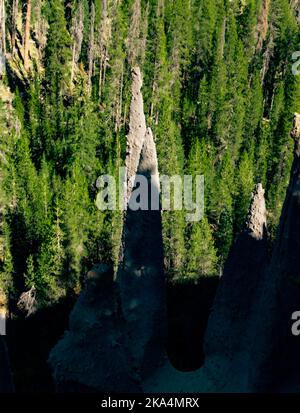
[49,103,300,393]
[248,113,300,392]
[196,114,300,393]
[203,183,268,391]
[49,67,165,391]
[145,116,300,393]
[125,67,147,205]
[117,125,165,380]
[49,264,140,392]
[143,183,270,393]
[291,0,300,22]
[200,113,300,393]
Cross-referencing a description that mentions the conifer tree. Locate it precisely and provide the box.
[0,0,299,304]
[185,217,218,279]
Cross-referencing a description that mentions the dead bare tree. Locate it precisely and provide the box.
[115,61,124,132]
[0,0,5,55]
[127,0,141,66]
[220,17,226,58]
[290,0,300,23]
[98,0,111,99]
[24,0,32,71]
[260,33,274,86]
[11,0,18,55]
[33,0,47,59]
[150,0,164,121]
[88,2,95,95]
[71,1,84,84]
[139,1,149,66]
[256,0,270,53]
[17,287,37,317]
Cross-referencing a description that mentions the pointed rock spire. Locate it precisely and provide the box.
[245,183,267,240]
[125,66,147,204]
[203,183,268,391]
[117,88,165,381]
[49,67,165,391]
[248,113,300,392]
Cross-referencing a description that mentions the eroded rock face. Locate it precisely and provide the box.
[202,183,268,391]
[117,126,165,379]
[138,127,160,190]
[255,0,270,53]
[0,50,5,76]
[201,116,300,393]
[245,184,267,240]
[119,72,165,380]
[291,113,300,151]
[291,0,300,23]
[49,67,165,391]
[143,184,270,393]
[125,66,147,204]
[49,265,139,392]
[248,113,300,392]
[202,115,300,392]
[49,112,300,393]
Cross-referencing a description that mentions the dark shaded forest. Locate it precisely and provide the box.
[0,0,299,309]
[0,0,300,394]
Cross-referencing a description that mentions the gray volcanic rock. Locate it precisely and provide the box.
[49,113,300,393]
[49,67,165,391]
[138,127,160,189]
[49,264,140,392]
[202,114,300,392]
[248,113,300,392]
[117,126,165,379]
[201,115,300,393]
[144,183,270,394]
[203,183,268,391]
[125,66,147,205]
[291,0,300,22]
